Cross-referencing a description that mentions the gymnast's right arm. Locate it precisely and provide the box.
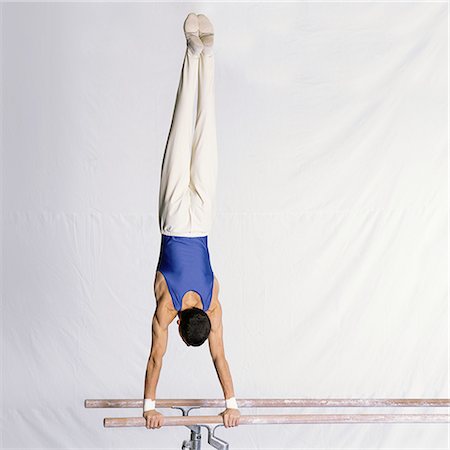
[142,304,169,429]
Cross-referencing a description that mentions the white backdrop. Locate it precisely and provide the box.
[1,1,448,449]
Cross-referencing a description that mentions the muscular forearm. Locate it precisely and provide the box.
[213,356,235,399]
[144,356,163,399]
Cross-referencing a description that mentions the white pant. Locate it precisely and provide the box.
[158,46,218,237]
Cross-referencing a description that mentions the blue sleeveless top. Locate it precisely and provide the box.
[156,234,214,312]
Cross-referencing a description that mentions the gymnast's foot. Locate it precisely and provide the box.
[197,13,214,56]
[183,12,203,57]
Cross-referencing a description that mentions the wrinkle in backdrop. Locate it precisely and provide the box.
[1,2,448,449]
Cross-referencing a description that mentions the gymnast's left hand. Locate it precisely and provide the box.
[220,408,241,427]
[143,409,164,429]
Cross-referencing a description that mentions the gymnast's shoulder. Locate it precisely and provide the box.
[207,276,222,316]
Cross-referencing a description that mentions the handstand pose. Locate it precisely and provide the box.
[143,13,241,429]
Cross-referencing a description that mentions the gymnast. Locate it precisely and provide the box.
[142,13,241,430]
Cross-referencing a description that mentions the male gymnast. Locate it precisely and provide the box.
[142,13,241,430]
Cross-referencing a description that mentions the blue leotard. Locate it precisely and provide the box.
[156,234,214,312]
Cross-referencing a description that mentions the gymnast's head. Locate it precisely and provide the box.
[177,307,211,346]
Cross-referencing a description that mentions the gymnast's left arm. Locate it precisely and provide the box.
[208,301,241,427]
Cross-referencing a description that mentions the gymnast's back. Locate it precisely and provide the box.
[153,234,220,319]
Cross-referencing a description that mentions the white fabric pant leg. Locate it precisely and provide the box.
[158,47,218,237]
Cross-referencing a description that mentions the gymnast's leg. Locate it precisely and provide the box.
[158,13,203,236]
[189,14,218,236]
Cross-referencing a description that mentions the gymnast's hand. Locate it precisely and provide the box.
[143,409,164,429]
[220,408,241,428]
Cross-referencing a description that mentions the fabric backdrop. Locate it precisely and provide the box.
[2,1,448,449]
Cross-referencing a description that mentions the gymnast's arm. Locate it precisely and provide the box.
[208,300,241,427]
[142,301,172,428]
[144,306,168,398]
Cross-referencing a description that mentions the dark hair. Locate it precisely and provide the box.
[179,307,211,347]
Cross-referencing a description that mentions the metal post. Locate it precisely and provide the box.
[202,424,229,450]
[172,406,202,450]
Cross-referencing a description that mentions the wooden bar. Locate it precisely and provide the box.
[104,413,450,427]
[85,398,450,409]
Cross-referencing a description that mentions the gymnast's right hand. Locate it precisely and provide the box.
[144,409,164,429]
